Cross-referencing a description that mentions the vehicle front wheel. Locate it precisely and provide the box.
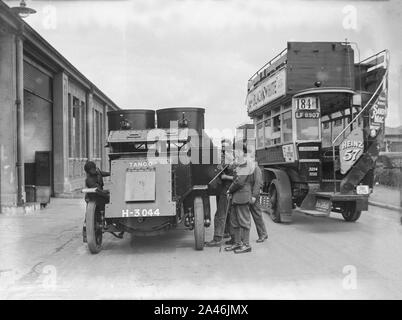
[341,202,362,222]
[86,201,103,254]
[193,196,205,250]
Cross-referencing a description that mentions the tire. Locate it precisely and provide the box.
[341,202,362,222]
[193,196,205,250]
[268,181,281,223]
[86,201,103,254]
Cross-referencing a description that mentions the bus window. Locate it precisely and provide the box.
[271,114,281,144]
[256,121,264,149]
[296,118,320,141]
[264,119,272,147]
[282,111,292,142]
[322,121,331,147]
[343,117,351,138]
[332,118,343,146]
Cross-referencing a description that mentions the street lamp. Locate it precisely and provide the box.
[11,0,36,18]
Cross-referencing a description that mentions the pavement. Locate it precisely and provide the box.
[369,185,401,211]
[0,196,402,299]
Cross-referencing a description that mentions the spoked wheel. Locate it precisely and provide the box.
[193,196,205,251]
[268,181,281,223]
[86,201,103,254]
[341,202,362,222]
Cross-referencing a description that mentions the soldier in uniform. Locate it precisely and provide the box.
[248,154,269,243]
[225,144,254,254]
[205,140,235,247]
[82,161,111,242]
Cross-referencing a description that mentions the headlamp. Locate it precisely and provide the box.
[370,129,378,138]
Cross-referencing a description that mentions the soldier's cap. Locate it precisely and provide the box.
[84,161,96,173]
[232,141,248,154]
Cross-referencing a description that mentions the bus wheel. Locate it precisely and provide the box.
[194,196,205,250]
[268,181,281,223]
[341,203,362,222]
[86,201,103,254]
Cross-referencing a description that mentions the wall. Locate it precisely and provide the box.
[67,80,88,192]
[0,32,17,207]
[53,72,69,195]
[23,91,52,163]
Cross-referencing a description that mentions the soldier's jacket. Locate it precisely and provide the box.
[85,168,110,189]
[228,159,255,204]
[85,168,110,203]
[249,162,263,199]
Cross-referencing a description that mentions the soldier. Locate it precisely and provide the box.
[205,140,235,247]
[84,161,110,200]
[82,161,111,242]
[248,154,269,243]
[225,144,254,254]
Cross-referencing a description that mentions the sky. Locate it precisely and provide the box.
[7,0,402,132]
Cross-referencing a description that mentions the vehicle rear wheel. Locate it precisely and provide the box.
[194,196,205,250]
[86,201,103,254]
[268,181,281,223]
[341,202,362,222]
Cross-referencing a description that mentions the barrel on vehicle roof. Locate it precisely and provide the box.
[107,109,155,132]
[156,107,205,133]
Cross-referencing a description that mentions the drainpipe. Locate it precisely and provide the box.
[16,34,25,206]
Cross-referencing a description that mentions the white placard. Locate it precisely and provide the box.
[246,69,286,114]
[282,144,295,162]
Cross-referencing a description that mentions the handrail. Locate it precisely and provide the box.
[332,70,388,145]
[330,49,389,192]
[357,49,388,66]
[248,48,287,82]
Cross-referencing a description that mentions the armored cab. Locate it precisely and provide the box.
[83,107,221,254]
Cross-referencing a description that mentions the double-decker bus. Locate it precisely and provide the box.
[246,42,389,223]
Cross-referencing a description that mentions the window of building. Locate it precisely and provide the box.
[68,94,73,157]
[74,98,81,157]
[93,109,103,159]
[68,95,86,158]
[81,101,86,158]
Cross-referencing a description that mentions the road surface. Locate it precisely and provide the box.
[0,197,401,299]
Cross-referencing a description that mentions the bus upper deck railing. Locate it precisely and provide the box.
[248,48,287,84]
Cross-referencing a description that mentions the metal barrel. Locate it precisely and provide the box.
[107,109,155,131]
[156,107,205,132]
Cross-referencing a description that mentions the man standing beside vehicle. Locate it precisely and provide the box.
[82,161,111,242]
[248,154,268,243]
[205,140,235,247]
[225,144,254,254]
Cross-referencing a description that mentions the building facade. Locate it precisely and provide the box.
[384,126,402,152]
[0,2,120,211]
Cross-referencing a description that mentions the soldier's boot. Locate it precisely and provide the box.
[224,243,242,251]
[256,235,268,243]
[234,244,252,254]
[205,237,223,247]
